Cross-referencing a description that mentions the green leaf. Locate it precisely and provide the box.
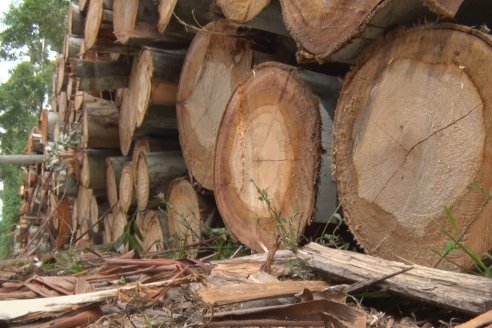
[444,206,458,233]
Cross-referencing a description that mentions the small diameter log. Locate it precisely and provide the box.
[167,177,216,252]
[118,162,135,213]
[84,0,114,51]
[135,151,187,211]
[103,212,113,244]
[106,156,130,208]
[82,97,120,149]
[214,62,340,252]
[177,20,253,191]
[68,4,85,36]
[71,58,131,91]
[217,0,270,22]
[156,0,214,35]
[79,150,119,191]
[58,92,68,117]
[75,186,93,241]
[333,24,492,269]
[56,57,69,95]
[112,0,183,45]
[112,203,128,252]
[135,211,166,252]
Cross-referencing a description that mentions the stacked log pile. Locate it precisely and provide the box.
[14,0,492,272]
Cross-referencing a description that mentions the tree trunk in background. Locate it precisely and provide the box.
[177,20,253,191]
[332,25,492,269]
[214,62,339,252]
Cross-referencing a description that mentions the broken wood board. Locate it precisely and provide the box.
[299,243,492,315]
[199,280,329,306]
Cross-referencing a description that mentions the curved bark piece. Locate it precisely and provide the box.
[333,24,492,269]
[106,156,130,208]
[84,0,114,51]
[82,98,119,149]
[167,177,216,255]
[177,20,253,191]
[422,0,464,17]
[119,162,135,213]
[214,62,339,252]
[135,151,187,211]
[135,211,166,252]
[217,0,270,22]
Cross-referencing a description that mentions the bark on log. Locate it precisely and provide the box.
[166,177,216,252]
[82,97,120,149]
[84,0,114,51]
[299,243,492,315]
[71,58,131,91]
[217,0,270,23]
[177,20,253,191]
[214,62,340,252]
[422,0,464,17]
[106,156,130,208]
[135,211,166,252]
[112,0,185,45]
[68,4,85,36]
[64,35,82,60]
[135,151,187,211]
[69,35,140,57]
[332,24,492,269]
[118,162,135,213]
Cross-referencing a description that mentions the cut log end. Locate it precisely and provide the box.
[84,0,105,50]
[177,20,253,190]
[119,162,134,213]
[217,0,271,22]
[136,154,150,211]
[136,211,165,252]
[214,62,322,252]
[333,24,492,269]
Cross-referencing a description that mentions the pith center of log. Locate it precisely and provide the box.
[353,59,484,234]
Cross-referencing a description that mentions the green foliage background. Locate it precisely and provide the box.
[0,0,69,258]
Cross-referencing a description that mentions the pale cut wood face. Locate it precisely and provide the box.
[353,59,484,235]
[217,0,271,22]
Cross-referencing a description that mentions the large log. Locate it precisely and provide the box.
[299,242,492,315]
[106,156,130,208]
[71,58,131,91]
[216,0,270,22]
[177,20,254,191]
[214,62,340,252]
[84,0,114,51]
[135,151,187,211]
[112,0,184,45]
[166,177,217,253]
[332,24,492,269]
[82,97,119,149]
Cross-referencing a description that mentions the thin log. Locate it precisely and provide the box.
[84,0,114,50]
[214,62,340,252]
[177,20,253,191]
[135,151,187,211]
[332,24,492,269]
[75,186,93,241]
[71,58,131,91]
[82,97,119,149]
[68,4,85,36]
[217,0,270,23]
[299,242,492,315]
[118,162,135,213]
[112,0,185,45]
[56,57,69,95]
[64,35,82,60]
[112,203,128,252]
[39,110,59,144]
[103,212,113,244]
[135,211,166,252]
[156,0,214,35]
[106,156,130,208]
[79,150,118,191]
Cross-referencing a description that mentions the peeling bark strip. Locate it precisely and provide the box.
[214,62,340,252]
[177,20,254,191]
[333,24,492,269]
[299,243,492,315]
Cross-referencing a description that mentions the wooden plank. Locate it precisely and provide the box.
[199,280,330,306]
[298,243,492,315]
